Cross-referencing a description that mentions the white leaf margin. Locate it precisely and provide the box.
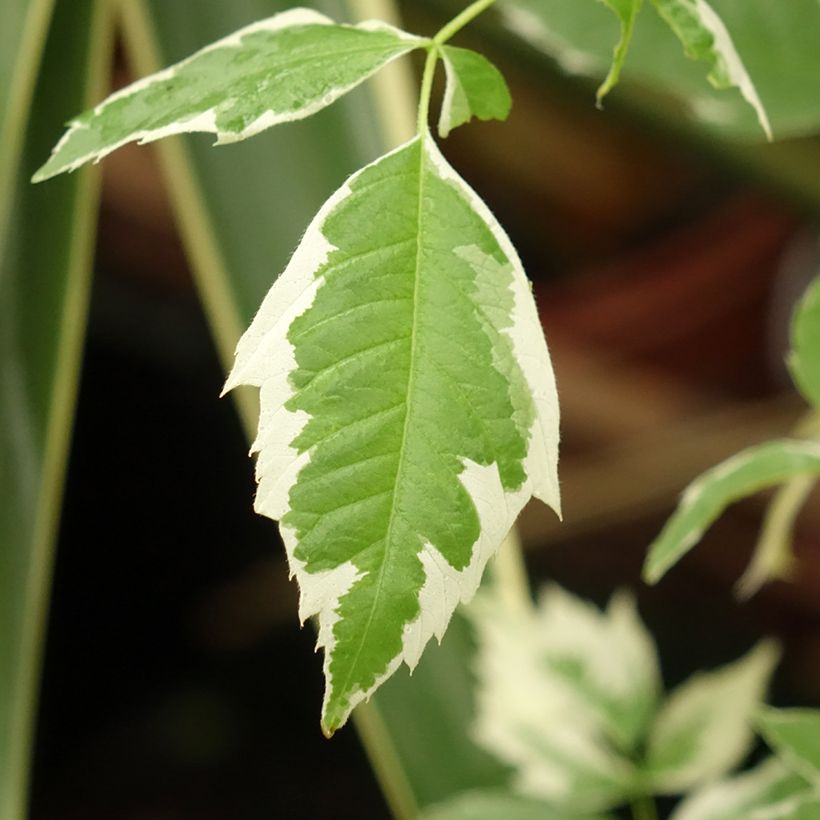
[670,757,814,820]
[438,47,465,139]
[646,641,781,793]
[35,8,425,180]
[468,585,637,810]
[224,132,560,728]
[653,0,772,139]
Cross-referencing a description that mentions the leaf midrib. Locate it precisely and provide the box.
[329,136,428,717]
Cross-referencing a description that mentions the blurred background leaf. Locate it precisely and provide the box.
[496,0,820,141]
[0,0,112,817]
[0,0,54,253]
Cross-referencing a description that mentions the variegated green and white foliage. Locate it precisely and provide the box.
[670,707,820,819]
[465,583,778,815]
[32,8,424,182]
[224,130,560,734]
[32,3,555,734]
[644,273,820,590]
[499,0,777,138]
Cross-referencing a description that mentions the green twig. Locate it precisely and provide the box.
[631,795,659,820]
[416,45,439,133]
[417,0,499,133]
[434,0,498,45]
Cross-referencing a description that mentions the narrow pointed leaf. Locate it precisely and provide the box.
[736,414,820,599]
[437,46,512,138]
[224,131,560,736]
[595,0,642,104]
[735,473,811,599]
[758,707,820,785]
[0,0,110,815]
[788,275,820,409]
[33,7,424,182]
[644,440,820,584]
[645,641,780,793]
[670,757,811,820]
[0,0,55,253]
[649,0,771,138]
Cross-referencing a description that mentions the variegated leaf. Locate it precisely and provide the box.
[650,0,772,138]
[33,8,424,182]
[789,275,820,409]
[224,132,560,735]
[645,641,780,793]
[438,46,512,138]
[758,707,820,786]
[670,757,812,820]
[644,440,820,584]
[467,585,650,812]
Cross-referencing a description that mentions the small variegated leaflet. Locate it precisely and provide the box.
[33,2,561,734]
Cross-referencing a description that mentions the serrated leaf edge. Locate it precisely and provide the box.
[225,132,560,732]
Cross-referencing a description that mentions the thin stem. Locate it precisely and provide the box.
[631,795,659,820]
[433,0,498,45]
[416,45,439,133]
[416,0,498,133]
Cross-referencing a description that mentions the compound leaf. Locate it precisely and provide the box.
[438,45,512,138]
[645,641,780,793]
[670,757,811,820]
[644,440,820,584]
[650,0,771,138]
[788,275,820,409]
[33,7,424,181]
[224,132,560,736]
[596,0,643,104]
[758,707,820,785]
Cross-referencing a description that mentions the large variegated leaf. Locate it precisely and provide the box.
[32,7,424,182]
[670,757,812,820]
[650,0,771,139]
[437,46,512,138]
[467,585,647,812]
[643,440,820,584]
[224,131,560,736]
[758,708,820,785]
[645,641,779,793]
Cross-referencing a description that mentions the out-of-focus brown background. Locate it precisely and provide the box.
[30,2,820,818]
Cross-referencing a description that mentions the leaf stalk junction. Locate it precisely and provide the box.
[416,0,498,133]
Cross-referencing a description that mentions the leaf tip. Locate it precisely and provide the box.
[642,557,664,586]
[31,163,54,184]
